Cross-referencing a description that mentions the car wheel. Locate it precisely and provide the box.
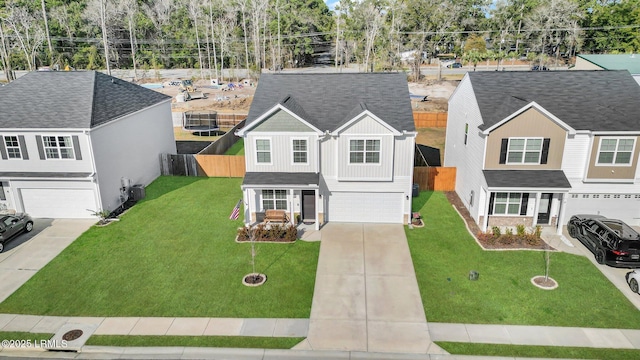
[25,221,33,232]
[595,249,606,264]
[0,242,3,253]
[631,278,640,294]
[568,224,578,238]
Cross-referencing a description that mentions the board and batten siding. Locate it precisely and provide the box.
[245,134,318,173]
[444,75,487,222]
[393,135,416,177]
[484,108,566,170]
[561,133,591,180]
[336,115,394,181]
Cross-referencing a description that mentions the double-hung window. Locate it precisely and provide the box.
[507,138,542,164]
[292,139,307,164]
[597,138,634,165]
[43,136,74,159]
[262,190,287,210]
[3,136,21,159]
[255,139,271,164]
[350,139,380,164]
[493,192,522,215]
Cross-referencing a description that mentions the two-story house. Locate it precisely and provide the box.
[445,70,640,235]
[0,71,176,218]
[236,73,416,229]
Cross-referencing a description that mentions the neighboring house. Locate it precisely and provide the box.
[236,73,416,229]
[445,70,640,234]
[573,54,640,85]
[0,71,176,218]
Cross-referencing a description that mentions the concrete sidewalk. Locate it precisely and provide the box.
[303,223,434,354]
[0,219,95,303]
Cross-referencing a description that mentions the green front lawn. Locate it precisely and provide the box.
[408,191,640,328]
[437,342,640,360]
[86,335,304,349]
[224,139,245,155]
[0,177,319,317]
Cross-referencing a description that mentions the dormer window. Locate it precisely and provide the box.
[350,139,380,164]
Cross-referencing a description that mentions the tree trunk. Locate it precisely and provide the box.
[127,16,138,80]
[194,18,204,79]
[241,11,250,77]
[41,0,53,66]
[100,0,111,75]
[0,21,13,81]
[208,0,218,81]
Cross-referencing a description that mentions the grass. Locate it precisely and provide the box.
[0,332,53,342]
[173,127,220,141]
[408,191,640,328]
[224,139,245,155]
[86,335,304,349]
[437,342,640,360]
[0,177,319,318]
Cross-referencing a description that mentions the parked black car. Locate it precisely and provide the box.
[447,62,463,68]
[567,215,640,267]
[531,65,549,71]
[0,214,34,253]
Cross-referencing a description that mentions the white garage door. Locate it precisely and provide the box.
[20,189,97,218]
[564,194,640,226]
[329,192,403,223]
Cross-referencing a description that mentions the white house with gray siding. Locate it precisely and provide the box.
[237,73,416,228]
[0,71,176,218]
[445,70,640,234]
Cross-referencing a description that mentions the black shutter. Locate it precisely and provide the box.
[540,138,550,164]
[36,135,45,160]
[499,139,508,164]
[0,136,6,160]
[18,135,28,160]
[488,192,495,215]
[520,193,529,215]
[72,135,82,160]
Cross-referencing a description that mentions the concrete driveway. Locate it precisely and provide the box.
[0,218,95,302]
[302,223,440,354]
[558,226,640,310]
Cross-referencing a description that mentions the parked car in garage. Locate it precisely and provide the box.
[0,214,33,253]
[626,270,640,293]
[567,215,640,267]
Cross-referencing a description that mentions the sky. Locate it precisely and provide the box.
[325,0,339,11]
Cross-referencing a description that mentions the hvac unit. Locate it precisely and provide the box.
[129,184,146,201]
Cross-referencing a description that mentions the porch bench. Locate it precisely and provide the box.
[264,209,289,224]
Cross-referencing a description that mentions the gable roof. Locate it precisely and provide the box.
[245,73,415,132]
[468,70,640,132]
[577,54,640,74]
[0,71,170,129]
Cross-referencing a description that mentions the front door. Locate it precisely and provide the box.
[537,193,553,224]
[302,190,316,222]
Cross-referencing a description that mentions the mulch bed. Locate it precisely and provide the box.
[445,191,554,251]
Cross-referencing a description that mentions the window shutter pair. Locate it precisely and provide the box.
[0,135,29,160]
[35,135,83,160]
[498,138,550,164]
[487,192,528,215]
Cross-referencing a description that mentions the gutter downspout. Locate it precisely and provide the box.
[86,129,104,214]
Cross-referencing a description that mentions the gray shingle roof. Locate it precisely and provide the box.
[246,73,415,132]
[469,70,640,132]
[483,170,571,189]
[242,172,319,187]
[0,71,170,129]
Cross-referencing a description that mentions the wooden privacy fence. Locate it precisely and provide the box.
[413,166,456,191]
[413,112,447,128]
[195,155,246,177]
[160,154,199,176]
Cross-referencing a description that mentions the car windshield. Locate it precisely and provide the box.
[601,220,640,240]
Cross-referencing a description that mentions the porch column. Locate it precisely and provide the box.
[289,189,294,225]
[243,188,250,225]
[556,193,567,235]
[314,188,319,231]
[532,191,541,228]
[483,191,491,232]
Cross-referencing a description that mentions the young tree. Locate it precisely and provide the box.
[40,0,53,65]
[3,4,46,71]
[187,0,205,79]
[118,0,139,80]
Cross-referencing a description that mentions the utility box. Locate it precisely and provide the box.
[130,184,146,201]
[412,184,420,197]
[469,271,479,281]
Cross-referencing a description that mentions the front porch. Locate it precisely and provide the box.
[480,170,572,234]
[241,172,323,231]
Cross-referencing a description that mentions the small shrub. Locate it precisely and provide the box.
[284,225,298,242]
[491,226,501,237]
[516,224,526,236]
[525,235,541,246]
[534,225,542,238]
[499,234,515,245]
[505,228,513,236]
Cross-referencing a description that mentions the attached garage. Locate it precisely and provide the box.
[328,192,404,223]
[564,194,640,226]
[20,188,98,218]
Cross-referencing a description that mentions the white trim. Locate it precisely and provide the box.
[505,137,544,165]
[236,104,323,136]
[347,136,383,166]
[488,187,570,193]
[582,179,635,184]
[594,136,636,167]
[41,135,76,160]
[254,137,272,165]
[492,192,523,216]
[259,189,288,211]
[332,110,403,136]
[482,101,576,135]
[2,135,22,160]
[290,137,309,165]
[592,131,640,135]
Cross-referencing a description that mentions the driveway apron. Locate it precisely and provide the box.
[305,223,432,353]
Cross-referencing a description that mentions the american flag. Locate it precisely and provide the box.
[229,199,242,220]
